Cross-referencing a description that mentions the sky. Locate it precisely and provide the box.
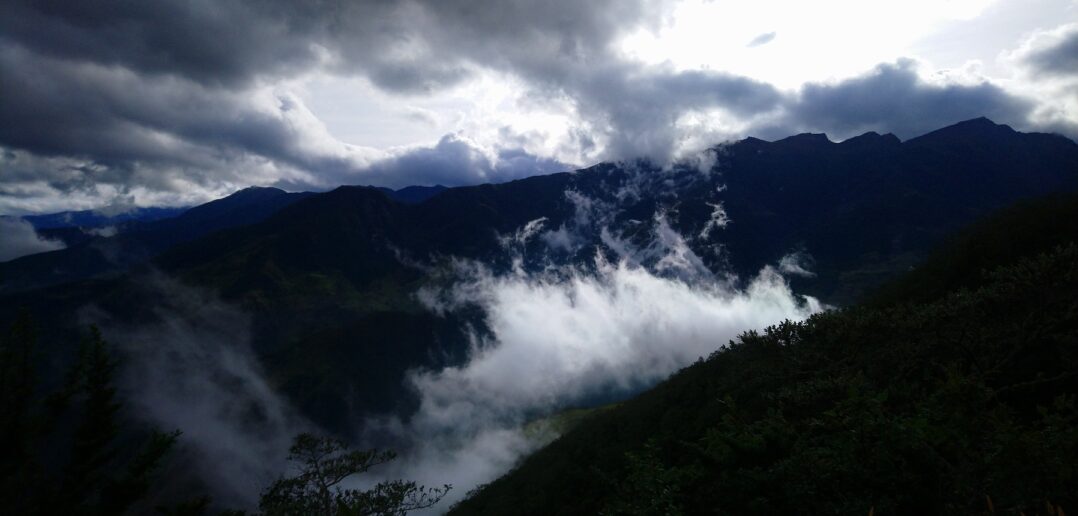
[1,0,1076,214]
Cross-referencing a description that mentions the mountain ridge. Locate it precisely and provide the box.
[2,117,1076,436]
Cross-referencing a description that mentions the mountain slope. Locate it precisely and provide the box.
[138,117,1078,436]
[2,118,1076,437]
[163,118,1078,305]
[714,118,1078,301]
[0,187,312,293]
[451,192,1078,515]
[23,206,189,230]
[376,184,448,204]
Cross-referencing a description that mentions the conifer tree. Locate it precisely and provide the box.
[0,317,179,515]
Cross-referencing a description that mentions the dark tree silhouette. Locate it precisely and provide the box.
[259,433,450,516]
[0,316,179,515]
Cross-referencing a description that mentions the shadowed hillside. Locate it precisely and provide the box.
[451,192,1078,515]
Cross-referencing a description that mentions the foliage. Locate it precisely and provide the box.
[868,192,1078,306]
[0,318,178,515]
[600,439,701,516]
[258,433,450,516]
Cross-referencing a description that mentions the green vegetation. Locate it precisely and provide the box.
[522,405,621,443]
[869,193,1078,306]
[453,194,1078,515]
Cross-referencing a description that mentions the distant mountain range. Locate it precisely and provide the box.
[24,206,190,230]
[1,116,1076,437]
[0,184,450,290]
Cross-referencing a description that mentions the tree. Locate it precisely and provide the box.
[259,433,450,516]
[0,310,38,511]
[0,316,179,515]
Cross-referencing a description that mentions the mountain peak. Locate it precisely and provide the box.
[946,116,1015,134]
[905,117,1017,147]
[225,185,287,200]
[840,131,902,148]
[776,132,832,145]
[960,116,995,126]
[374,184,449,204]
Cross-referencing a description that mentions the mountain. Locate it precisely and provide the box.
[376,184,449,204]
[23,206,189,230]
[1,118,1076,436]
[451,191,1078,515]
[713,119,1077,301]
[179,117,1075,300]
[0,187,313,292]
[22,206,190,247]
[1,117,1077,511]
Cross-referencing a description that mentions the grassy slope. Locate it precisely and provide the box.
[452,193,1078,515]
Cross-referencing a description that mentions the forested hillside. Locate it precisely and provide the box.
[452,193,1078,515]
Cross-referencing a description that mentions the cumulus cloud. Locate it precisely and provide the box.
[0,216,65,261]
[559,64,784,163]
[1011,23,1078,79]
[776,59,1034,140]
[350,135,568,189]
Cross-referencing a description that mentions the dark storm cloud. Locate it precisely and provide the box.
[0,44,287,168]
[1018,24,1078,78]
[0,0,669,210]
[376,136,566,187]
[0,0,1054,212]
[391,2,783,162]
[575,66,784,159]
[0,0,661,91]
[777,60,1034,140]
[0,40,389,204]
[275,134,570,190]
[0,0,328,87]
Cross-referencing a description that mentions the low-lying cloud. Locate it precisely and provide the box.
[365,233,821,508]
[62,167,826,511]
[0,216,65,262]
[87,274,312,508]
[417,258,820,417]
